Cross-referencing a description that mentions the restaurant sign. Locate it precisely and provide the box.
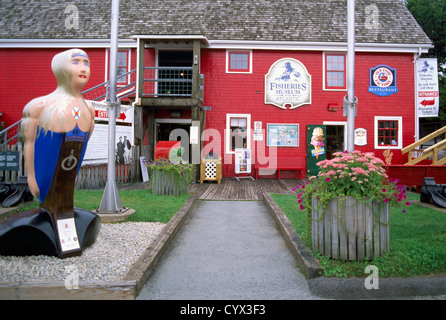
[265,58,312,109]
[368,65,398,96]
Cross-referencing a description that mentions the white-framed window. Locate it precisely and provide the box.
[323,52,347,90]
[226,50,252,73]
[225,114,251,154]
[374,116,403,149]
[106,48,131,86]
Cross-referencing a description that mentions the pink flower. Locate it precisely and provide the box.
[325,177,331,182]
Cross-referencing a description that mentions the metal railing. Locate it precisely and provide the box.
[0,120,22,146]
[143,66,194,97]
[82,69,136,101]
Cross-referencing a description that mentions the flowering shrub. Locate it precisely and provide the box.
[294,150,412,213]
[145,147,194,193]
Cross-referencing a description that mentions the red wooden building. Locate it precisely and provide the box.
[0,0,436,181]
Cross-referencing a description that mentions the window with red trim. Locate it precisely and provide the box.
[325,54,346,89]
[377,120,399,146]
[228,51,250,73]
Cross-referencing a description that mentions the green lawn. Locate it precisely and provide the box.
[19,188,190,224]
[271,192,446,278]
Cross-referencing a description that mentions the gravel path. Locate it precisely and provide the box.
[0,222,165,282]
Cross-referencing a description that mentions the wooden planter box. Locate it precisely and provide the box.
[151,169,190,196]
[311,196,390,261]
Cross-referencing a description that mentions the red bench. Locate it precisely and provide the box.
[254,157,304,180]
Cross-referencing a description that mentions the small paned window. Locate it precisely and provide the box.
[377,120,399,146]
[117,51,128,84]
[227,51,251,73]
[325,54,346,89]
[374,116,402,149]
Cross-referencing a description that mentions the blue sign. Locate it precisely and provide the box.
[368,65,398,97]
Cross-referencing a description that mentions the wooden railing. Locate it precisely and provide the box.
[401,126,446,165]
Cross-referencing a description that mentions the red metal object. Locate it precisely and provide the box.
[154,141,180,161]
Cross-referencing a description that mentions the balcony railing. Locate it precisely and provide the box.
[143,66,195,97]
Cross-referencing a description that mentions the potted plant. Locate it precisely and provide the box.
[294,150,411,261]
[145,147,194,196]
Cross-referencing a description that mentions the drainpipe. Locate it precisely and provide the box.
[413,47,422,142]
[98,0,124,214]
[345,0,357,152]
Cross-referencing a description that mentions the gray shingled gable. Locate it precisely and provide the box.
[0,0,431,45]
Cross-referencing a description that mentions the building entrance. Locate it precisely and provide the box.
[155,119,192,162]
[325,125,345,159]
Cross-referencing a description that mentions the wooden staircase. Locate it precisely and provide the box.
[402,126,446,165]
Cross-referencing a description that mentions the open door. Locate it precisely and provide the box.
[307,125,326,177]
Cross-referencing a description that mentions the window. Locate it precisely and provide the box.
[324,53,346,90]
[226,114,251,153]
[374,116,402,149]
[116,50,129,84]
[107,49,130,85]
[227,50,252,73]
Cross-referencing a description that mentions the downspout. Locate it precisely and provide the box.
[413,47,422,142]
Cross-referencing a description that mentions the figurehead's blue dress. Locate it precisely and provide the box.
[34,125,89,206]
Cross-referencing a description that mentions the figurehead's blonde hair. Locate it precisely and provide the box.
[51,48,89,95]
[23,49,92,135]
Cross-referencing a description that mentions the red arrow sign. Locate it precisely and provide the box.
[118,112,127,121]
[420,99,436,106]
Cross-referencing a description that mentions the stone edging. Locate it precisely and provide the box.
[262,192,322,280]
[262,192,446,299]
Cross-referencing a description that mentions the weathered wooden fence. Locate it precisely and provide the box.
[0,143,142,188]
[76,147,142,189]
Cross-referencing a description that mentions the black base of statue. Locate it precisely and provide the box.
[0,207,100,258]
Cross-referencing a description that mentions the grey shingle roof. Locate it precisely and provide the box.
[0,0,432,45]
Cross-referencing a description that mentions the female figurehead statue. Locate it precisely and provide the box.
[17,49,99,257]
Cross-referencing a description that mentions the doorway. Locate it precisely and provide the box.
[155,119,192,162]
[325,123,346,159]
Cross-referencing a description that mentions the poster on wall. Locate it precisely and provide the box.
[234,148,251,174]
[265,58,312,109]
[83,123,133,165]
[354,128,367,146]
[416,58,439,117]
[267,124,299,147]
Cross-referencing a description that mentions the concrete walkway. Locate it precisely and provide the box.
[136,200,322,300]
